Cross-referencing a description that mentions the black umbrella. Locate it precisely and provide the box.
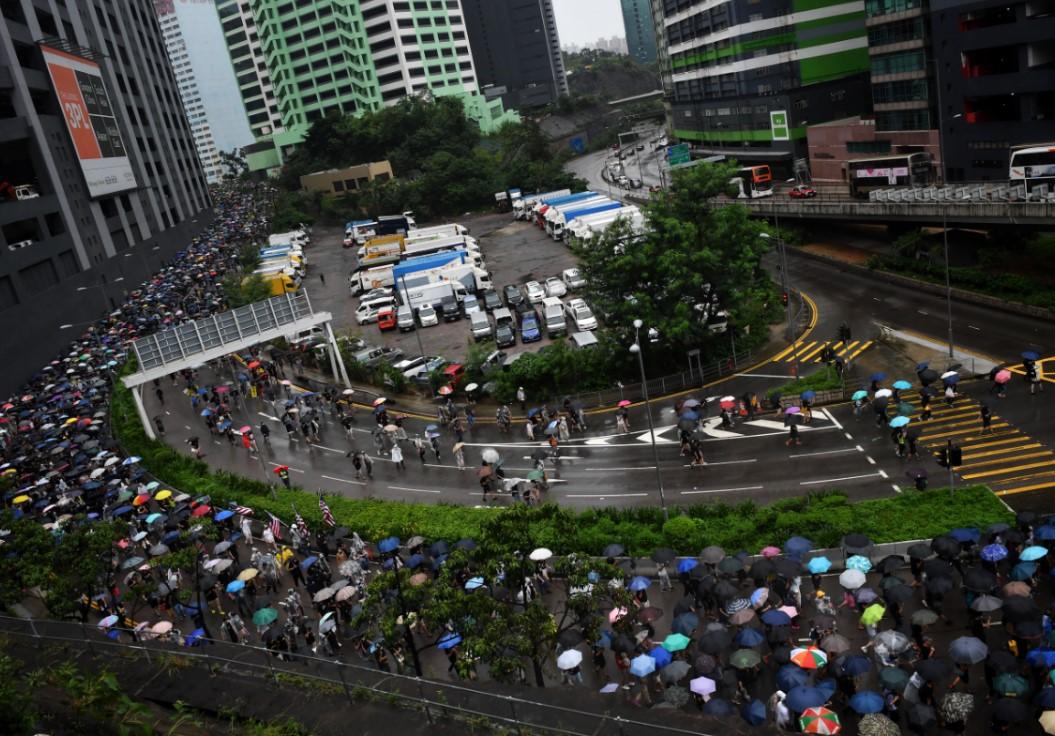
[749,558,774,579]
[875,555,904,574]
[717,557,744,574]
[915,658,954,682]
[962,567,997,593]
[713,580,738,600]
[923,559,953,578]
[919,368,939,385]
[1002,596,1040,623]
[907,543,932,560]
[673,596,696,617]
[992,697,1030,723]
[610,634,635,653]
[558,629,584,648]
[906,703,937,730]
[694,654,717,673]
[812,613,836,629]
[689,567,711,582]
[931,536,961,559]
[1014,619,1043,639]
[986,650,1019,673]
[843,533,873,551]
[772,557,802,578]
[698,630,732,654]
[884,584,914,604]
[651,548,675,564]
[1016,511,1037,527]
[1003,529,1025,546]
[770,644,793,665]
[603,543,625,558]
[925,575,954,595]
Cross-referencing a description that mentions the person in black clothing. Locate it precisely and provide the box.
[153,415,165,436]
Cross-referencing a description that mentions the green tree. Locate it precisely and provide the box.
[572,162,770,368]
[223,273,273,309]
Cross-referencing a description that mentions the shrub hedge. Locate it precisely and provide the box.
[112,379,1012,556]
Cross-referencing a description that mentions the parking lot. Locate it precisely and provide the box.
[301,210,584,370]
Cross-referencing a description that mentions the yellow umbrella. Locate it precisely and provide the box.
[154,489,172,501]
[64,417,79,426]
[1040,710,1055,735]
[1,468,17,476]
[861,603,886,626]
[237,568,259,581]
[12,495,31,504]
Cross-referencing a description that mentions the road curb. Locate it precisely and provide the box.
[788,246,1055,322]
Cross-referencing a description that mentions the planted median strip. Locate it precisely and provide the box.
[112,380,1012,554]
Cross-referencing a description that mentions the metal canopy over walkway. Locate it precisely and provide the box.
[121,290,349,440]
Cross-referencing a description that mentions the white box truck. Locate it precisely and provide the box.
[542,296,567,338]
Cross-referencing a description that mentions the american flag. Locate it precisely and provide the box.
[267,513,282,540]
[292,506,310,539]
[318,495,336,527]
[232,504,254,516]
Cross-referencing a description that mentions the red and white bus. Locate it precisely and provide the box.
[729,165,774,198]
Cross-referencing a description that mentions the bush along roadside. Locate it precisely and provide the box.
[767,365,844,403]
[111,379,1012,555]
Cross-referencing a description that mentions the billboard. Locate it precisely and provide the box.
[41,45,136,198]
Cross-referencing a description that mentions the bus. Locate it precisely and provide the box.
[729,165,773,198]
[847,153,932,198]
[1009,144,1055,195]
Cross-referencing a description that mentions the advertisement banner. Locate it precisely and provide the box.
[41,45,137,198]
[854,166,909,183]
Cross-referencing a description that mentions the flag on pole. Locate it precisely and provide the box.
[232,504,254,516]
[267,513,282,540]
[318,495,336,527]
[292,505,310,539]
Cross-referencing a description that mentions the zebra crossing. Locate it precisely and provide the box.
[898,392,1055,498]
[770,339,874,365]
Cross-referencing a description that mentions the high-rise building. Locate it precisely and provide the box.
[654,0,874,172]
[155,2,222,183]
[929,0,1055,182]
[217,0,518,174]
[0,0,211,393]
[622,0,657,63]
[461,0,569,110]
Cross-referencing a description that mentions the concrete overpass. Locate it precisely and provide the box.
[740,197,1055,226]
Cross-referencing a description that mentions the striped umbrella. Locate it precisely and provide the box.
[800,706,841,734]
[791,645,829,670]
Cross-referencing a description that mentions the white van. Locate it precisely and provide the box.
[355,295,396,324]
[469,311,493,341]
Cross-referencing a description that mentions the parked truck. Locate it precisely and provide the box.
[513,188,570,220]
[358,234,405,266]
[269,230,308,249]
[532,191,597,227]
[351,250,467,296]
[247,269,300,296]
[567,207,645,246]
[547,198,619,239]
[400,263,493,294]
[402,281,465,313]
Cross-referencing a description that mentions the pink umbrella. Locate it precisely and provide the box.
[785,406,801,414]
[617,400,632,407]
[215,385,230,393]
[994,369,1012,384]
[608,606,629,623]
[761,546,781,558]
[779,605,799,618]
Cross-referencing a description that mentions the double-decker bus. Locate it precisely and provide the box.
[729,165,774,198]
[1009,144,1055,195]
[847,153,932,198]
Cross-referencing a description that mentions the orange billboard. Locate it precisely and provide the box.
[41,45,136,198]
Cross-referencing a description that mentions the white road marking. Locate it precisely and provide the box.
[700,417,742,438]
[892,484,902,493]
[681,485,764,495]
[634,424,679,444]
[566,493,649,498]
[878,469,889,479]
[387,485,441,494]
[321,474,365,486]
[258,412,279,421]
[583,466,656,471]
[735,373,795,379]
[918,310,928,315]
[789,448,856,458]
[269,462,305,474]
[694,458,758,466]
[184,425,192,430]
[799,472,883,486]
[844,432,854,440]
[165,410,171,415]
[823,408,843,430]
[310,444,345,454]
[968,325,981,331]
[866,456,876,464]
[745,419,795,430]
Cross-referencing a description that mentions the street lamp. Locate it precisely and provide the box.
[934,73,963,359]
[629,319,668,521]
[759,233,799,377]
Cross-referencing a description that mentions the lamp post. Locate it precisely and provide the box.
[759,233,799,377]
[934,72,962,359]
[630,319,668,521]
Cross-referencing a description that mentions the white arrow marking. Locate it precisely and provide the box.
[744,419,791,430]
[634,424,679,444]
[699,417,741,439]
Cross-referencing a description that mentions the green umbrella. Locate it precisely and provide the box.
[662,633,691,652]
[252,607,279,627]
[730,648,762,669]
[878,666,910,691]
[860,603,886,626]
[526,470,544,481]
[898,402,915,416]
[115,489,134,503]
[993,673,1029,697]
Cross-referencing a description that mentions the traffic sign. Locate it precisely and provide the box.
[667,143,690,166]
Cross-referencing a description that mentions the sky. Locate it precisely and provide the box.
[552,0,625,47]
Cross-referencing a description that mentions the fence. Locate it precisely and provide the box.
[0,614,721,736]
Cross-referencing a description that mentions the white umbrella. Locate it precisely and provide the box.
[313,587,335,603]
[465,383,479,392]
[89,468,106,479]
[557,649,583,670]
[335,586,357,602]
[481,448,500,464]
[874,389,892,399]
[342,389,355,396]
[319,611,336,634]
[839,568,866,590]
[529,548,553,561]
[941,371,958,379]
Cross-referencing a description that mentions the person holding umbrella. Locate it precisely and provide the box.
[980,402,993,434]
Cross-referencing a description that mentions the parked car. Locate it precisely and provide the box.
[481,289,502,311]
[565,298,597,331]
[352,346,404,369]
[417,304,439,327]
[544,276,567,298]
[442,363,466,392]
[440,294,460,322]
[495,321,516,348]
[396,304,415,332]
[562,268,586,290]
[525,281,546,303]
[520,310,542,343]
[789,184,816,199]
[360,287,393,303]
[469,310,493,341]
[394,355,446,379]
[377,308,397,332]
[481,350,507,376]
[461,294,482,315]
[503,284,524,308]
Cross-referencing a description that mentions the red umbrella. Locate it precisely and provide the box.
[191,505,212,517]
[215,385,230,394]
[239,426,252,433]
[132,493,151,507]
[719,396,736,410]
[247,360,261,369]
[272,465,289,475]
[437,386,453,396]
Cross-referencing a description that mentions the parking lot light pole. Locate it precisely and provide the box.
[630,319,668,521]
[759,233,799,376]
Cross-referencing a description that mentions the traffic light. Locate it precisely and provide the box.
[938,447,949,467]
[950,445,963,467]
[781,292,789,306]
[938,441,962,468]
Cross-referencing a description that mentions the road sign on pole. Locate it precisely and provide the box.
[666,143,691,166]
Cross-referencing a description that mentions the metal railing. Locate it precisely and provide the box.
[0,614,718,736]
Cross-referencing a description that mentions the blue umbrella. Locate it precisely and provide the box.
[406,554,424,569]
[214,509,234,522]
[527,408,541,418]
[735,627,765,647]
[437,632,462,650]
[200,408,213,417]
[1023,351,1040,361]
[1035,526,1055,541]
[869,372,887,382]
[1035,686,1055,708]
[629,654,656,677]
[948,527,980,544]
[680,410,700,422]
[838,654,871,676]
[1021,546,1048,561]
[377,536,400,554]
[980,544,1008,562]
[1026,648,1055,668]
[892,380,912,390]
[111,505,133,516]
[807,556,832,574]
[703,698,735,716]
[1011,562,1037,581]
[672,612,699,636]
[846,555,872,573]
[916,362,930,371]
[649,646,672,668]
[800,390,816,401]
[851,390,869,401]
[741,698,767,726]
[628,576,651,592]
[184,628,207,647]
[465,576,485,590]
[784,536,813,558]
[786,685,829,713]
[944,373,961,385]
[761,610,791,626]
[850,690,885,714]
[677,558,698,573]
[226,579,245,593]
[889,416,910,428]
[750,588,769,607]
[162,530,180,545]
[300,555,319,571]
[777,664,810,691]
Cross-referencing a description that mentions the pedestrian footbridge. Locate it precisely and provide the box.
[743,195,1055,226]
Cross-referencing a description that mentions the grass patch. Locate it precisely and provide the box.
[767,365,843,401]
[112,376,1011,555]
